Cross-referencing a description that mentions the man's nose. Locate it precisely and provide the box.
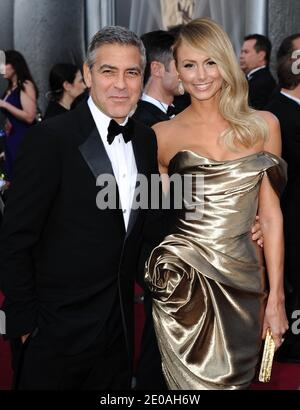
[114,73,126,89]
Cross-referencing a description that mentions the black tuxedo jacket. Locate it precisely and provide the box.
[133,100,170,127]
[266,92,300,181]
[131,99,174,285]
[247,67,276,110]
[266,92,300,299]
[0,102,158,362]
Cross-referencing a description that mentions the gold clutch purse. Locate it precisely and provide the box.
[259,328,275,383]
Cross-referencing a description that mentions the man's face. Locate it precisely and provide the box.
[84,43,143,123]
[162,59,180,97]
[292,37,300,53]
[240,39,265,74]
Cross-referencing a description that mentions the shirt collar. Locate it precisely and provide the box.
[87,96,129,140]
[141,93,169,113]
[280,90,300,105]
[87,96,128,129]
[247,65,266,79]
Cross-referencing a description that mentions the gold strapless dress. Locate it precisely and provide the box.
[145,150,287,390]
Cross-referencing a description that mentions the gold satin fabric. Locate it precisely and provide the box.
[145,150,287,390]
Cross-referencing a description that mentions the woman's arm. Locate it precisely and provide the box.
[258,111,289,349]
[0,81,37,124]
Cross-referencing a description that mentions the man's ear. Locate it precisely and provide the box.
[83,63,92,88]
[150,61,164,78]
[258,50,267,64]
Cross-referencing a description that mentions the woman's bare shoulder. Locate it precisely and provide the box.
[256,110,280,129]
[256,110,281,155]
[152,117,175,133]
[153,113,188,139]
[152,118,174,148]
[152,115,190,168]
[22,80,37,98]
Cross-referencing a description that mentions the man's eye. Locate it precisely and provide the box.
[98,68,114,75]
[127,71,139,77]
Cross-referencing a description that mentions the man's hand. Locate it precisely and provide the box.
[21,333,30,344]
[251,215,264,247]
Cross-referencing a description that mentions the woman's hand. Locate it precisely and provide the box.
[21,333,31,344]
[0,99,8,109]
[262,293,289,350]
[251,216,264,247]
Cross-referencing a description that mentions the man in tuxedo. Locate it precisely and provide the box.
[277,33,300,61]
[0,26,158,390]
[266,39,300,363]
[133,30,180,390]
[240,34,276,109]
[133,30,180,127]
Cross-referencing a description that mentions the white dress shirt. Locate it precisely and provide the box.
[142,93,168,113]
[247,65,266,80]
[280,90,300,106]
[88,96,137,230]
[141,93,175,117]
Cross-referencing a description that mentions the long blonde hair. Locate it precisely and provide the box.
[173,18,268,151]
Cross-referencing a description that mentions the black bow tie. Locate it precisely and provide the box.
[167,105,176,117]
[107,118,134,145]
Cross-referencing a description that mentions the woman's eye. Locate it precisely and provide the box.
[183,63,194,68]
[207,61,216,66]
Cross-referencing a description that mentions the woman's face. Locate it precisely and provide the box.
[68,70,86,99]
[176,43,224,102]
[3,63,16,81]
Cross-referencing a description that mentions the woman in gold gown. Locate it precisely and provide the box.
[145,18,289,390]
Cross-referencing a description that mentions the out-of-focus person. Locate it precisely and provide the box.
[277,33,300,61]
[266,36,300,363]
[133,30,180,127]
[0,50,38,182]
[44,63,86,119]
[240,34,276,109]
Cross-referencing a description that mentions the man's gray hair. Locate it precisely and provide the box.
[86,25,146,73]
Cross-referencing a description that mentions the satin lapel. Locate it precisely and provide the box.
[78,125,125,234]
[126,127,149,239]
[79,126,113,178]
